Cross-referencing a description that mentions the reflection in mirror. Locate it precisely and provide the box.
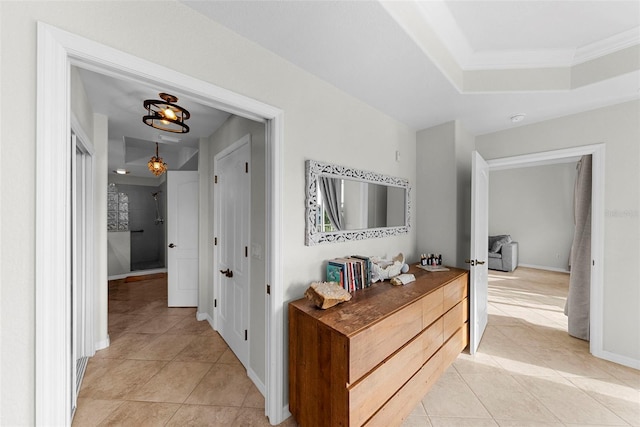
[317,179,406,231]
[306,160,410,245]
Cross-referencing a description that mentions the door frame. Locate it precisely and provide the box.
[70,118,95,413]
[484,143,605,361]
[36,23,286,425]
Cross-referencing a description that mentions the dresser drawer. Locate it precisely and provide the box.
[348,318,443,426]
[422,287,444,328]
[441,327,465,368]
[364,351,443,427]
[443,276,468,312]
[349,299,423,383]
[443,298,467,340]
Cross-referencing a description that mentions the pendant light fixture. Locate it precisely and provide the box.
[148,142,168,176]
[142,92,190,133]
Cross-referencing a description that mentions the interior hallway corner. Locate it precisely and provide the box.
[72,274,296,426]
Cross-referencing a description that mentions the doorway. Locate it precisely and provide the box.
[71,126,95,417]
[36,23,286,426]
[471,144,605,359]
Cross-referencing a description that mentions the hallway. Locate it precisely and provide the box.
[73,269,639,426]
[73,274,295,426]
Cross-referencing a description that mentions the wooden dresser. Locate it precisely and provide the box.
[288,266,469,427]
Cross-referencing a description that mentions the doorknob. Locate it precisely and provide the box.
[465,259,475,266]
[476,260,486,265]
[168,243,176,248]
[219,268,233,278]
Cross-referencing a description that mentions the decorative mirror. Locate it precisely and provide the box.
[305,160,411,245]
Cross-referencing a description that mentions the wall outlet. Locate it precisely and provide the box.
[251,243,263,260]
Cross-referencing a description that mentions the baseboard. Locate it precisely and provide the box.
[196,311,213,324]
[247,368,266,396]
[593,348,640,370]
[95,336,110,351]
[281,405,292,425]
[108,268,167,281]
[518,264,570,273]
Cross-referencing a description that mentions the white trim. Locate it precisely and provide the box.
[487,143,606,363]
[196,311,212,323]
[517,264,570,274]
[574,27,640,65]
[36,22,72,427]
[36,22,286,426]
[265,114,288,423]
[94,337,110,352]
[414,1,640,70]
[107,268,167,281]
[247,367,266,397]
[598,349,640,370]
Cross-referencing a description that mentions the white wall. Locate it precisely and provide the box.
[489,163,577,271]
[416,121,473,268]
[417,122,457,265]
[1,2,409,423]
[476,100,640,364]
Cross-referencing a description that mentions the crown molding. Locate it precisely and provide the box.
[412,0,639,71]
[574,27,640,65]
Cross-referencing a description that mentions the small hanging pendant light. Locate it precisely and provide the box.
[143,93,190,133]
[148,142,168,176]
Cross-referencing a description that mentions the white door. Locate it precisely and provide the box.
[215,137,251,368]
[470,151,490,354]
[167,171,199,307]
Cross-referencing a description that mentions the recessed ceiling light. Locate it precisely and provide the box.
[510,114,526,123]
[114,169,129,175]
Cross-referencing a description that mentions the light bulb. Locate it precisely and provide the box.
[163,107,177,121]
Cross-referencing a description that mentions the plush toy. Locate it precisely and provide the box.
[370,253,409,282]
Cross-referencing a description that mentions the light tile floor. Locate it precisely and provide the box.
[73,274,297,426]
[74,268,640,426]
[403,267,640,427]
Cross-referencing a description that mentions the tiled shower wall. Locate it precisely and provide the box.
[111,183,166,271]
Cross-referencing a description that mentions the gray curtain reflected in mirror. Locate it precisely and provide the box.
[319,176,344,231]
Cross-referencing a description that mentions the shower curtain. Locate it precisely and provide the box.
[565,155,592,341]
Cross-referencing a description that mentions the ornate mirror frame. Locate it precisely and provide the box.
[305,159,411,245]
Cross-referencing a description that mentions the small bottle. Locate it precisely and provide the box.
[438,254,442,265]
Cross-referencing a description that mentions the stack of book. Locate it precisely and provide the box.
[326,255,372,292]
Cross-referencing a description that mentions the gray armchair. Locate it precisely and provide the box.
[488,235,518,272]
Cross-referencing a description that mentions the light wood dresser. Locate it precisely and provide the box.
[289,266,469,427]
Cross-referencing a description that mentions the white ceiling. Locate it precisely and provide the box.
[77,69,231,178]
[79,1,639,178]
[181,0,640,134]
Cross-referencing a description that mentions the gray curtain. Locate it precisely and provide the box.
[565,155,592,341]
[320,177,343,231]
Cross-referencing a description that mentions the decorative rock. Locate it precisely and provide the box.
[304,281,352,309]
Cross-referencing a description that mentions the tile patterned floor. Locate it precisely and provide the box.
[73,275,296,427]
[403,267,640,427]
[74,268,640,426]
